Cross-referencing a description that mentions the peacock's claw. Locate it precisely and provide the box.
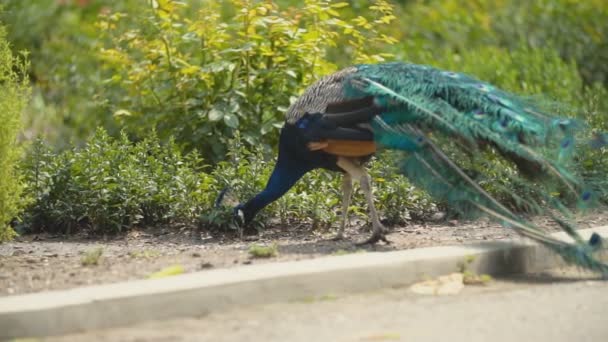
[329,233,345,241]
[355,230,390,246]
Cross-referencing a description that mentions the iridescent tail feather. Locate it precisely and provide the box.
[344,63,608,274]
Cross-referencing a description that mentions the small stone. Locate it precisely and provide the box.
[191,252,201,258]
[200,262,213,269]
[12,249,26,256]
[243,260,252,265]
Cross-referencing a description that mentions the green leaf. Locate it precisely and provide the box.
[223,113,239,128]
[261,120,279,135]
[331,2,349,8]
[113,109,132,117]
[208,108,223,122]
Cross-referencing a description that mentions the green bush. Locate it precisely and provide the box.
[396,0,608,86]
[0,0,144,145]
[0,24,30,242]
[6,0,608,235]
[492,0,608,85]
[19,129,435,235]
[96,0,396,162]
[20,129,213,234]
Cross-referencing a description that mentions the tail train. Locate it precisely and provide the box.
[346,63,607,273]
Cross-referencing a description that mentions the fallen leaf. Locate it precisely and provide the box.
[409,273,464,295]
[148,265,185,279]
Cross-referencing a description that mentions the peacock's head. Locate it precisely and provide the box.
[214,187,252,228]
[233,203,250,227]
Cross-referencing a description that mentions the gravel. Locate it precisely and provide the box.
[1,212,607,296]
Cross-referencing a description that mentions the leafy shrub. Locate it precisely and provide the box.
[19,128,436,235]
[97,0,396,162]
[20,129,213,234]
[8,0,608,235]
[0,0,144,145]
[0,24,30,242]
[396,0,608,86]
[492,0,608,86]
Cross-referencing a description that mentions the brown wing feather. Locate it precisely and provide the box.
[322,140,376,157]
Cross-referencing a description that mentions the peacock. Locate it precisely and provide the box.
[229,62,608,274]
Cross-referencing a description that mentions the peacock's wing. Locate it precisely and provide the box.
[341,62,608,274]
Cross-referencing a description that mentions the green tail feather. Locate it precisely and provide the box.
[344,62,608,274]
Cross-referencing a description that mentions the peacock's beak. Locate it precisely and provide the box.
[233,205,245,227]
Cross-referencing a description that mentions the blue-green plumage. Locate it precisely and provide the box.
[235,62,608,274]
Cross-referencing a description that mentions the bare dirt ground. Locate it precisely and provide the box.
[2,212,607,297]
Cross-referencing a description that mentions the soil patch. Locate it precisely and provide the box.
[1,212,607,296]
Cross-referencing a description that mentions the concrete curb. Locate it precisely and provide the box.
[1,226,607,339]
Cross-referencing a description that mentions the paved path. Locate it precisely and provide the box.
[48,271,607,342]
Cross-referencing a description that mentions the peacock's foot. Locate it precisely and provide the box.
[330,232,346,241]
[355,227,390,246]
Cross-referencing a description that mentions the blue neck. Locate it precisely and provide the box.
[241,140,313,223]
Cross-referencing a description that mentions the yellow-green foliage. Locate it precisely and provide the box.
[248,243,278,258]
[0,24,29,242]
[396,0,608,85]
[4,0,608,235]
[148,265,185,279]
[81,247,103,266]
[96,0,396,161]
[21,130,216,234]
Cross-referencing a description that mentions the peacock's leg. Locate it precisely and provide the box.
[333,173,352,240]
[336,157,389,245]
[358,172,390,245]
